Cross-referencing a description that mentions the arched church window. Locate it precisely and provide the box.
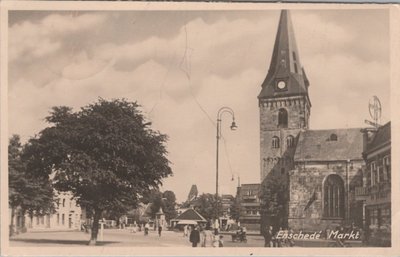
[278,108,288,128]
[272,136,280,148]
[287,135,295,148]
[323,174,345,218]
[329,134,338,141]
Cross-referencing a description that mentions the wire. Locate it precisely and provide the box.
[177,15,234,179]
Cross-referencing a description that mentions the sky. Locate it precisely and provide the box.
[8,8,390,202]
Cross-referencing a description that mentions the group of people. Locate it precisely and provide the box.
[188,223,224,247]
[263,226,295,247]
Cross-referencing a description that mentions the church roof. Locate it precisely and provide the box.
[365,122,391,153]
[294,128,364,162]
[259,10,309,100]
[174,208,206,222]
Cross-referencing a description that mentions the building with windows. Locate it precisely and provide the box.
[11,192,83,232]
[258,10,379,234]
[356,122,391,246]
[236,184,261,231]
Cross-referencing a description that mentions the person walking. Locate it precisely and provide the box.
[218,235,224,247]
[158,225,163,237]
[144,222,149,236]
[263,226,273,247]
[202,223,213,247]
[183,225,188,237]
[189,225,201,247]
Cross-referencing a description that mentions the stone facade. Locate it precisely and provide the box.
[259,96,309,181]
[288,161,364,232]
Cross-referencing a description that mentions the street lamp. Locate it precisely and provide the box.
[216,107,237,221]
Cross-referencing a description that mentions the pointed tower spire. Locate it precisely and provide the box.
[259,10,310,102]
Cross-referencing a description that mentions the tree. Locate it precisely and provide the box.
[142,189,177,221]
[24,99,172,245]
[259,173,288,233]
[162,190,177,221]
[193,193,222,221]
[9,135,55,236]
[230,196,242,222]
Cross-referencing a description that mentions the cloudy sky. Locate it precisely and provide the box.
[8,8,390,202]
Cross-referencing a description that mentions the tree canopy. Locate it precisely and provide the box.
[24,99,172,244]
[9,135,55,236]
[259,173,288,233]
[192,193,222,221]
[141,189,177,221]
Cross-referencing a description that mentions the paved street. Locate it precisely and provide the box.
[9,229,363,247]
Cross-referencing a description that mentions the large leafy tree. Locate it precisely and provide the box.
[9,135,55,236]
[25,99,172,245]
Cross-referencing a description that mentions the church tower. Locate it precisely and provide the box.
[259,10,311,182]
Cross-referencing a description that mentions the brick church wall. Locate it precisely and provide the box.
[288,161,363,232]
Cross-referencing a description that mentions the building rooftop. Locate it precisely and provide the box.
[259,10,309,102]
[294,128,364,162]
[366,122,391,153]
[174,208,206,222]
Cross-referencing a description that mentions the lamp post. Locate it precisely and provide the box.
[216,107,237,221]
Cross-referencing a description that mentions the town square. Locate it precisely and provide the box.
[4,3,392,251]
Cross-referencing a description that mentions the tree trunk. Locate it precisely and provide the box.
[10,207,15,237]
[20,209,26,233]
[88,208,101,245]
[29,213,33,228]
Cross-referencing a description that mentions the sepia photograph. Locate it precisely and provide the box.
[1,1,398,256]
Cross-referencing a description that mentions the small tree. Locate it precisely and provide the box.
[162,190,177,221]
[143,190,177,221]
[230,196,242,222]
[193,193,222,221]
[259,173,288,233]
[24,99,172,245]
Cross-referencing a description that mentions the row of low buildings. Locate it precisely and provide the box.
[11,192,83,232]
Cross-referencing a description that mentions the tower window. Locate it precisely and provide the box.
[278,108,288,128]
[292,51,297,61]
[323,174,345,218]
[329,134,338,141]
[272,136,280,148]
[294,63,298,73]
[287,135,295,148]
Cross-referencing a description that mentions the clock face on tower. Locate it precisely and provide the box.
[277,80,286,90]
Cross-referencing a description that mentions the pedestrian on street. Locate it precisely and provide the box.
[144,222,149,236]
[158,225,162,237]
[212,234,219,247]
[218,235,224,247]
[288,227,295,247]
[183,225,188,237]
[189,225,201,247]
[263,225,273,247]
[201,223,213,247]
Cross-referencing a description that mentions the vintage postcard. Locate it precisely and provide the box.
[1,1,399,256]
